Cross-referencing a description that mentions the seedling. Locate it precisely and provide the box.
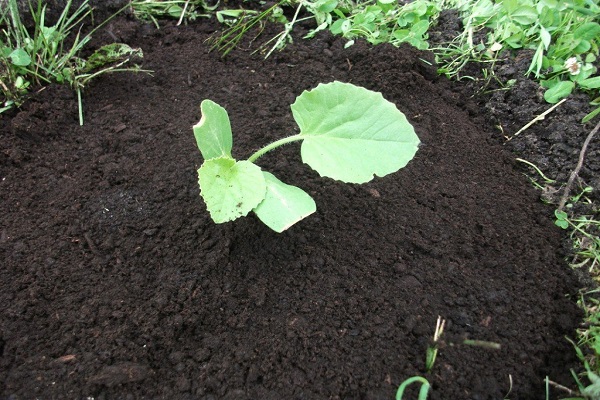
[425,316,445,372]
[396,376,431,400]
[193,81,420,232]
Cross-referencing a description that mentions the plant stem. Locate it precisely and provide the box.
[247,134,304,163]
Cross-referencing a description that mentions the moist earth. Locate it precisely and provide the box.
[0,12,586,400]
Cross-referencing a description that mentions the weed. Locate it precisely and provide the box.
[0,0,150,124]
[425,316,445,372]
[396,376,431,400]
[131,0,218,28]
[211,0,441,58]
[555,210,600,275]
[549,291,600,399]
[437,0,600,119]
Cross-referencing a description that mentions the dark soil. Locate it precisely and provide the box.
[431,9,600,206]
[0,13,585,400]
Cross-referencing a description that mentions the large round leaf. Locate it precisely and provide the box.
[253,172,316,233]
[291,81,420,183]
[198,157,266,223]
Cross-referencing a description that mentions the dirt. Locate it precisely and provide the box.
[0,11,588,400]
[431,9,600,205]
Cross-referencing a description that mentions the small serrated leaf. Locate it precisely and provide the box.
[198,158,266,223]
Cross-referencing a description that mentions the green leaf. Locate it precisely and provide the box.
[9,48,31,66]
[582,106,600,123]
[194,100,233,160]
[540,26,551,50]
[543,81,574,103]
[573,39,591,54]
[578,76,600,89]
[198,158,266,223]
[554,218,568,229]
[410,19,430,37]
[253,172,316,232]
[84,43,142,72]
[511,6,538,25]
[316,0,338,13]
[574,22,600,41]
[291,81,420,183]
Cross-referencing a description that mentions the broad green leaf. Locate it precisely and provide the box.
[198,158,266,223]
[410,20,430,37]
[194,100,233,160]
[316,0,338,13]
[578,76,600,89]
[511,6,537,25]
[544,81,574,103]
[586,53,597,63]
[573,39,591,55]
[554,218,568,229]
[9,48,31,66]
[574,22,600,41]
[393,29,411,42]
[253,172,316,232]
[291,81,419,184]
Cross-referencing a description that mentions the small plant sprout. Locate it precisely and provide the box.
[425,315,445,372]
[193,81,420,232]
[396,376,431,400]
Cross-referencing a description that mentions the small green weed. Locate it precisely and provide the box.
[555,209,600,275]
[131,0,218,28]
[552,291,600,399]
[0,0,150,124]
[394,316,502,399]
[425,316,445,372]
[396,376,431,400]
[325,0,440,50]
[211,0,442,58]
[437,0,600,120]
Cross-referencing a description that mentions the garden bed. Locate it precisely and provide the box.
[0,11,588,399]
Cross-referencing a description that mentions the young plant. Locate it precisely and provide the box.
[396,376,431,400]
[193,81,420,232]
[425,316,445,372]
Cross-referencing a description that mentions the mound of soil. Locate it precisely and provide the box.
[0,16,582,399]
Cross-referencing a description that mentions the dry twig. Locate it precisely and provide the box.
[558,119,600,211]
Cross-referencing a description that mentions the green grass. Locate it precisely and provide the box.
[205,0,600,120]
[438,0,600,119]
[131,0,218,28]
[0,0,150,124]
